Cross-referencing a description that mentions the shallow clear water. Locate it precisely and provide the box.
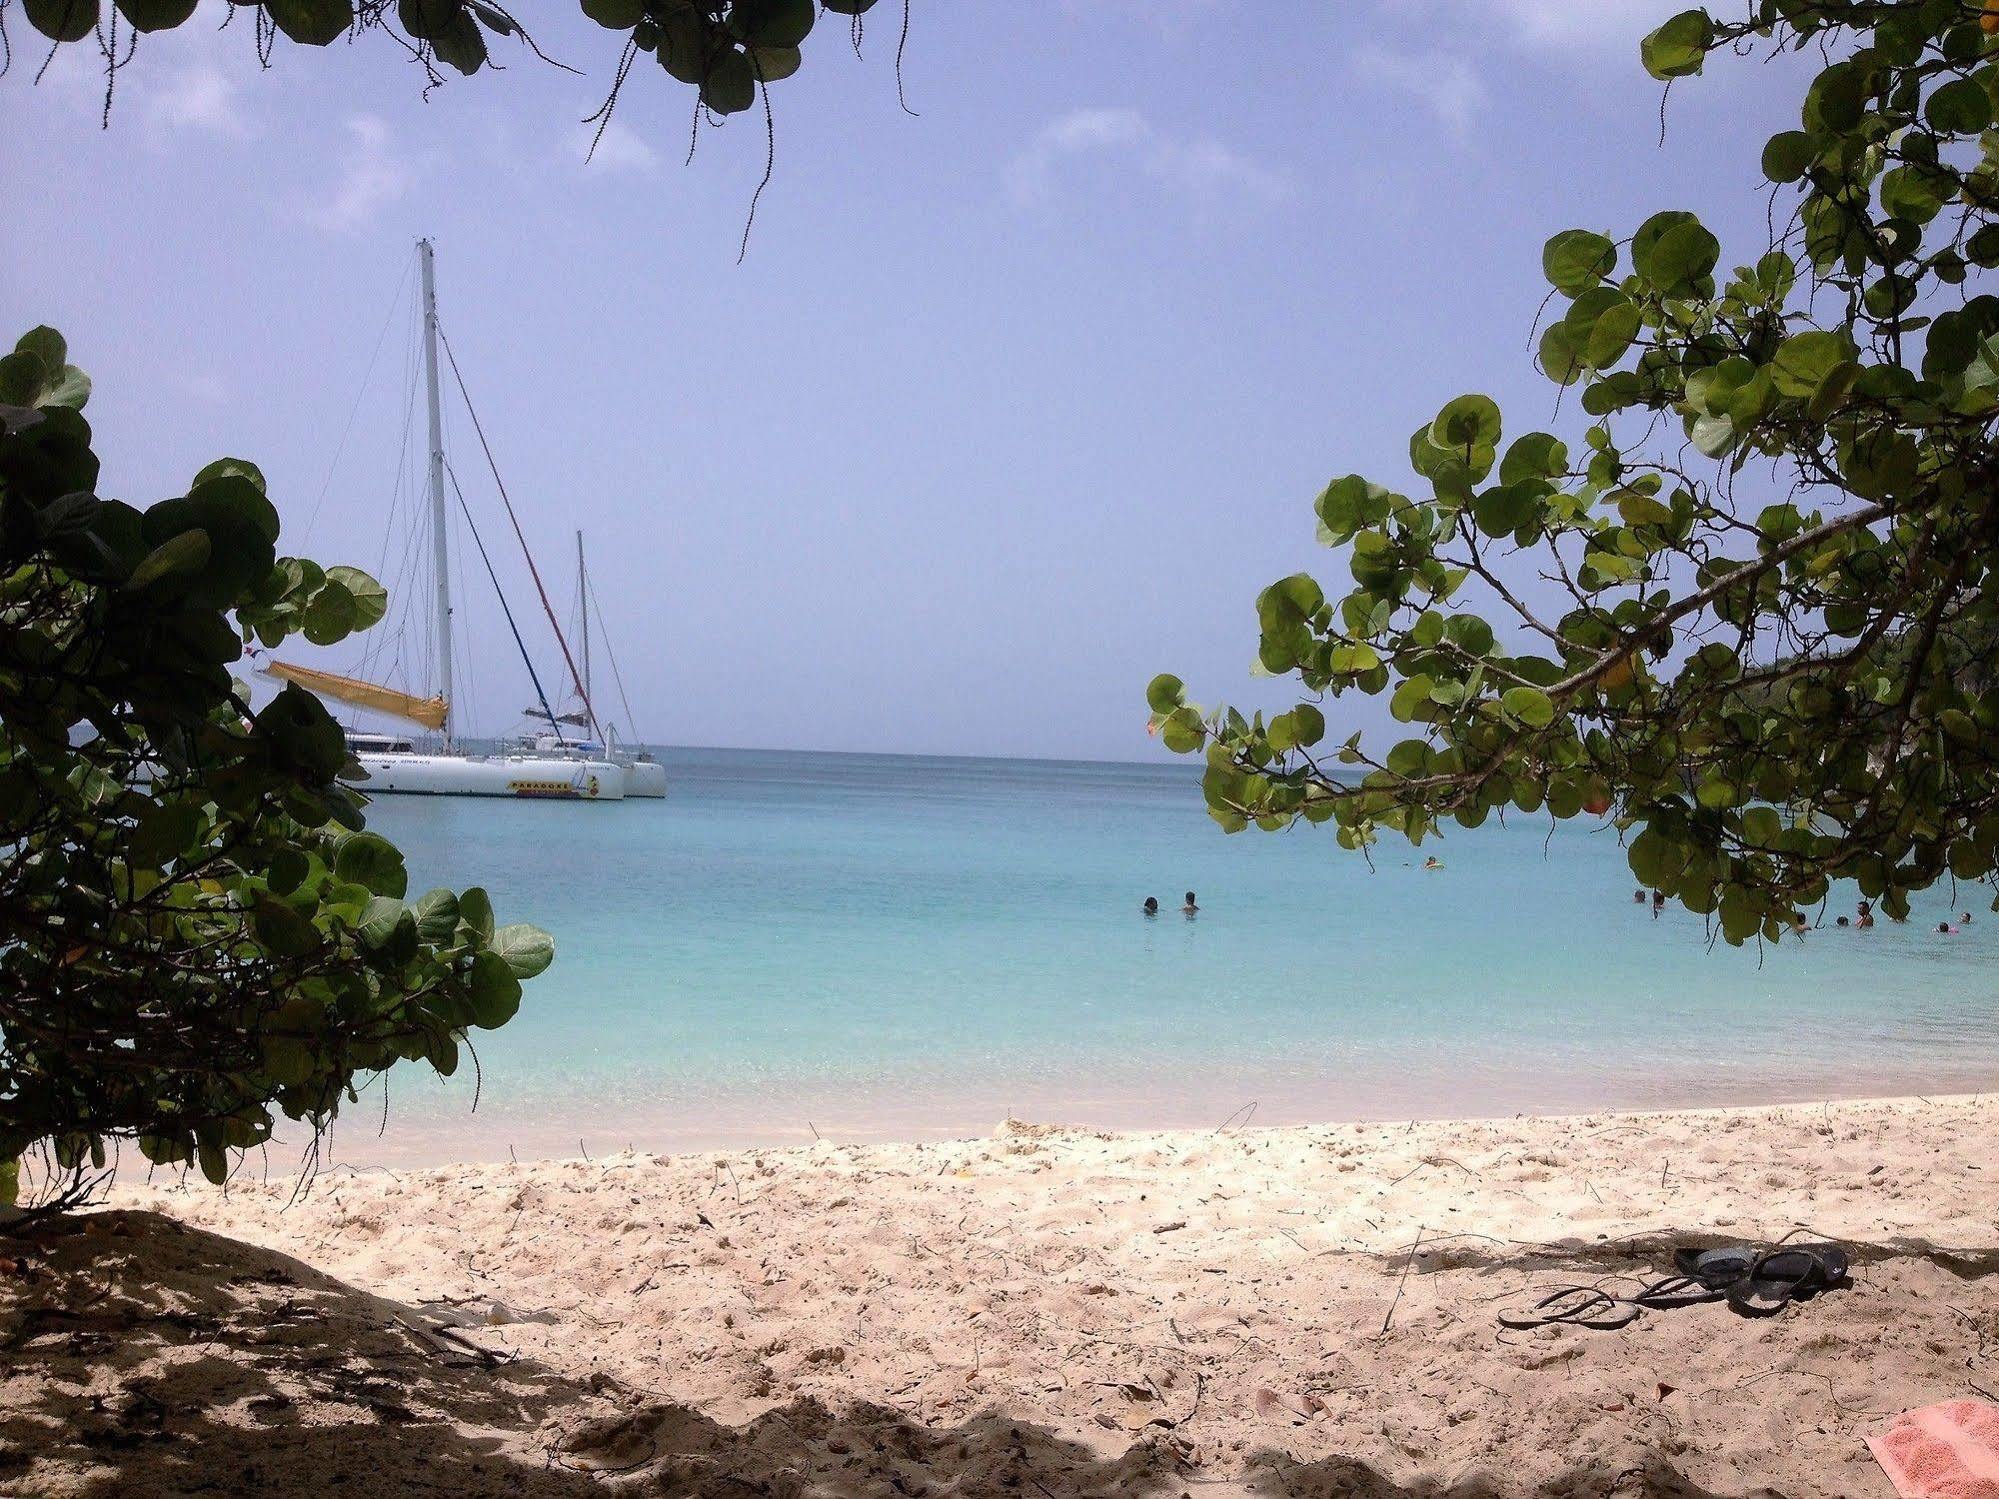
[336,748,1999,1163]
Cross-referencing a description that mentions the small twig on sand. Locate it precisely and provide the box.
[1215,1101,1258,1133]
[1379,1225,1426,1336]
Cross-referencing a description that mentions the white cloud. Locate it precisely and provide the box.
[1475,0,1674,49]
[1006,107,1289,213]
[146,63,251,139]
[581,118,658,175]
[302,115,411,233]
[1351,45,1489,135]
[1374,0,1675,51]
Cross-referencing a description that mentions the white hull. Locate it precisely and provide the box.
[356,752,626,800]
[620,758,668,798]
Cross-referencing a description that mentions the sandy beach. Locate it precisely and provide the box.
[4,1093,1995,1497]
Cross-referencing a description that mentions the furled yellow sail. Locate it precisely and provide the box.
[261,659,447,732]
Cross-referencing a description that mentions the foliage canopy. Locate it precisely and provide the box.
[5,0,896,119]
[1152,1,1999,943]
[0,329,551,1201]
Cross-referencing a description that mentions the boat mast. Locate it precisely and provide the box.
[419,238,454,752]
[577,530,592,719]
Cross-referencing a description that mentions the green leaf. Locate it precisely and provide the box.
[748,43,802,81]
[1537,323,1585,387]
[731,0,813,48]
[1429,394,1501,452]
[302,579,358,645]
[125,528,211,590]
[325,566,388,630]
[1769,330,1850,397]
[429,7,488,74]
[1501,686,1556,728]
[333,831,408,898]
[1631,211,1718,291]
[191,457,267,493]
[266,0,352,46]
[701,48,757,113]
[580,0,643,25]
[457,886,495,944]
[1760,130,1815,183]
[1145,674,1186,714]
[0,352,44,407]
[1584,302,1642,368]
[1640,9,1712,80]
[115,0,197,28]
[1926,77,1991,134]
[129,801,201,869]
[1499,432,1568,485]
[1690,413,1737,458]
[466,950,523,1028]
[411,888,460,945]
[492,922,555,980]
[15,327,66,373]
[23,0,98,42]
[1542,230,1616,295]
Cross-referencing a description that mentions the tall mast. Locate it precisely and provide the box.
[418,238,454,751]
[576,531,592,717]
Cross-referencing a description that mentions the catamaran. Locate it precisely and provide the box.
[507,532,669,797]
[260,240,662,801]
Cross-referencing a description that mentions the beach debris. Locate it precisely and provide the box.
[1152,1221,1187,1236]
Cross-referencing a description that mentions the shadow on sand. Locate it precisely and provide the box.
[0,1210,1803,1498]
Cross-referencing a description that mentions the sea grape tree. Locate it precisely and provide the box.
[1151,1,1999,943]
[0,328,551,1203]
[4,0,896,120]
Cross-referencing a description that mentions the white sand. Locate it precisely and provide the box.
[4,1093,1996,1496]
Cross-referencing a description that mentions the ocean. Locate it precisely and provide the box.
[331,747,1999,1164]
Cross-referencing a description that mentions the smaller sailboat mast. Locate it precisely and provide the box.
[419,238,454,752]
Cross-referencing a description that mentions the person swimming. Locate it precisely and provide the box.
[1939,920,1958,934]
[1182,891,1199,914]
[1423,856,1442,871]
[1836,916,1850,927]
[1857,900,1874,929]
[1142,897,1159,917]
[1651,889,1666,916]
[1633,889,1646,903]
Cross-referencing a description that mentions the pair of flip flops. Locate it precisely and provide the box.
[1673,1240,1849,1315]
[1498,1239,1849,1331]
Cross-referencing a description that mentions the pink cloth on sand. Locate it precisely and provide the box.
[1868,1400,1999,1498]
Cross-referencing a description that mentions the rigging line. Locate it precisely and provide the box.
[431,319,603,743]
[586,583,643,745]
[357,300,425,687]
[445,458,567,746]
[300,254,417,550]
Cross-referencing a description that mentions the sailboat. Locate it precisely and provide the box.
[260,240,649,802]
[509,531,668,798]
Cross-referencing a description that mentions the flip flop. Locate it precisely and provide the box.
[1628,1272,1726,1310]
[1725,1244,1849,1317]
[1498,1286,1642,1331]
[1672,1243,1758,1288]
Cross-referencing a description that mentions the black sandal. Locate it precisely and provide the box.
[1672,1240,1849,1315]
[1498,1285,1642,1331]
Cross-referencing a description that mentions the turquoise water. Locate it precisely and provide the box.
[341,748,1999,1163]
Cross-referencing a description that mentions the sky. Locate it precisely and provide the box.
[3,1,1813,761]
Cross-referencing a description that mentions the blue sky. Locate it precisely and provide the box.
[3,1,1808,760]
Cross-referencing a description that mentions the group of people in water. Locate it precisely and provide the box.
[1142,892,1199,917]
[1634,890,1975,934]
